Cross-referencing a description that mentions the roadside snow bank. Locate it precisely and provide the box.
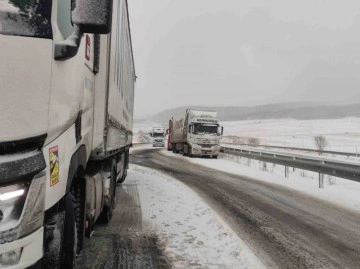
[161,150,360,213]
[128,165,265,269]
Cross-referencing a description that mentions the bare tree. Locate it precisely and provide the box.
[314,135,328,155]
[248,137,260,146]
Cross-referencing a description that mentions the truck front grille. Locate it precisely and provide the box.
[201,144,212,148]
[0,134,47,155]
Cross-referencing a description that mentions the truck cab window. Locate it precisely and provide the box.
[0,0,52,38]
[193,124,218,135]
[57,0,73,39]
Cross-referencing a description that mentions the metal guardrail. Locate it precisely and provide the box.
[222,143,359,157]
[221,146,360,184]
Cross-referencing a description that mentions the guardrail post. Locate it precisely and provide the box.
[285,166,289,178]
[319,173,324,189]
[262,161,267,171]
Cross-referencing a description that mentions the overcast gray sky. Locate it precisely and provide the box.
[128,0,360,119]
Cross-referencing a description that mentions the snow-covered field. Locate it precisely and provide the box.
[160,150,360,214]
[222,118,360,153]
[128,164,265,269]
[134,117,360,152]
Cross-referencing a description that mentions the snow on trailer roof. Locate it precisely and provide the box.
[188,109,218,118]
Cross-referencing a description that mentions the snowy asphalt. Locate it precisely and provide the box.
[76,147,360,268]
[130,147,360,269]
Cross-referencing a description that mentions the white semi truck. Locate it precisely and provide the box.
[0,0,135,268]
[150,127,165,147]
[168,109,223,158]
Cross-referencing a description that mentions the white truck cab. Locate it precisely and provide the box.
[0,0,135,268]
[150,127,166,147]
[169,109,223,158]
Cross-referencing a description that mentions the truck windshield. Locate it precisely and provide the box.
[153,133,164,137]
[0,0,52,38]
[193,124,218,135]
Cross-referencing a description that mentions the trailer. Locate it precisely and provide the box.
[0,0,135,268]
[168,109,223,158]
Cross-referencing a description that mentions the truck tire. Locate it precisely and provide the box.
[71,179,86,254]
[43,179,84,269]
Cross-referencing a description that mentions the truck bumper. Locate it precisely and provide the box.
[191,145,221,157]
[152,143,165,147]
[0,227,43,268]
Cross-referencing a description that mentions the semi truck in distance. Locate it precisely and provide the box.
[168,109,223,158]
[150,127,166,147]
[0,0,135,268]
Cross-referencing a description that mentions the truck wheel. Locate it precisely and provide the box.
[71,179,86,255]
[43,179,84,269]
[213,155,218,159]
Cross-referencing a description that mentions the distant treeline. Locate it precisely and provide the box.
[142,103,360,123]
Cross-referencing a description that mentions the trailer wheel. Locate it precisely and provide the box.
[174,144,180,153]
[183,144,189,156]
[118,168,127,184]
[100,168,116,223]
[188,146,193,157]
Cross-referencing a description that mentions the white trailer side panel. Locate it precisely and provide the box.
[91,0,135,158]
[107,0,135,151]
[172,114,186,143]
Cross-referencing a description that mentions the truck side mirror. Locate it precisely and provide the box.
[149,133,153,137]
[221,126,224,135]
[188,125,191,133]
[72,0,113,34]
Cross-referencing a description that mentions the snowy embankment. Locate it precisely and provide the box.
[127,163,265,269]
[160,150,360,214]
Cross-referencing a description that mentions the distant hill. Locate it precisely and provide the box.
[144,103,360,123]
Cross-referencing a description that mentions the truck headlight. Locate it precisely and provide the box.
[0,171,45,243]
[0,184,28,233]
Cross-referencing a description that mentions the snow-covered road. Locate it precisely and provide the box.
[76,157,264,269]
[131,147,360,269]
